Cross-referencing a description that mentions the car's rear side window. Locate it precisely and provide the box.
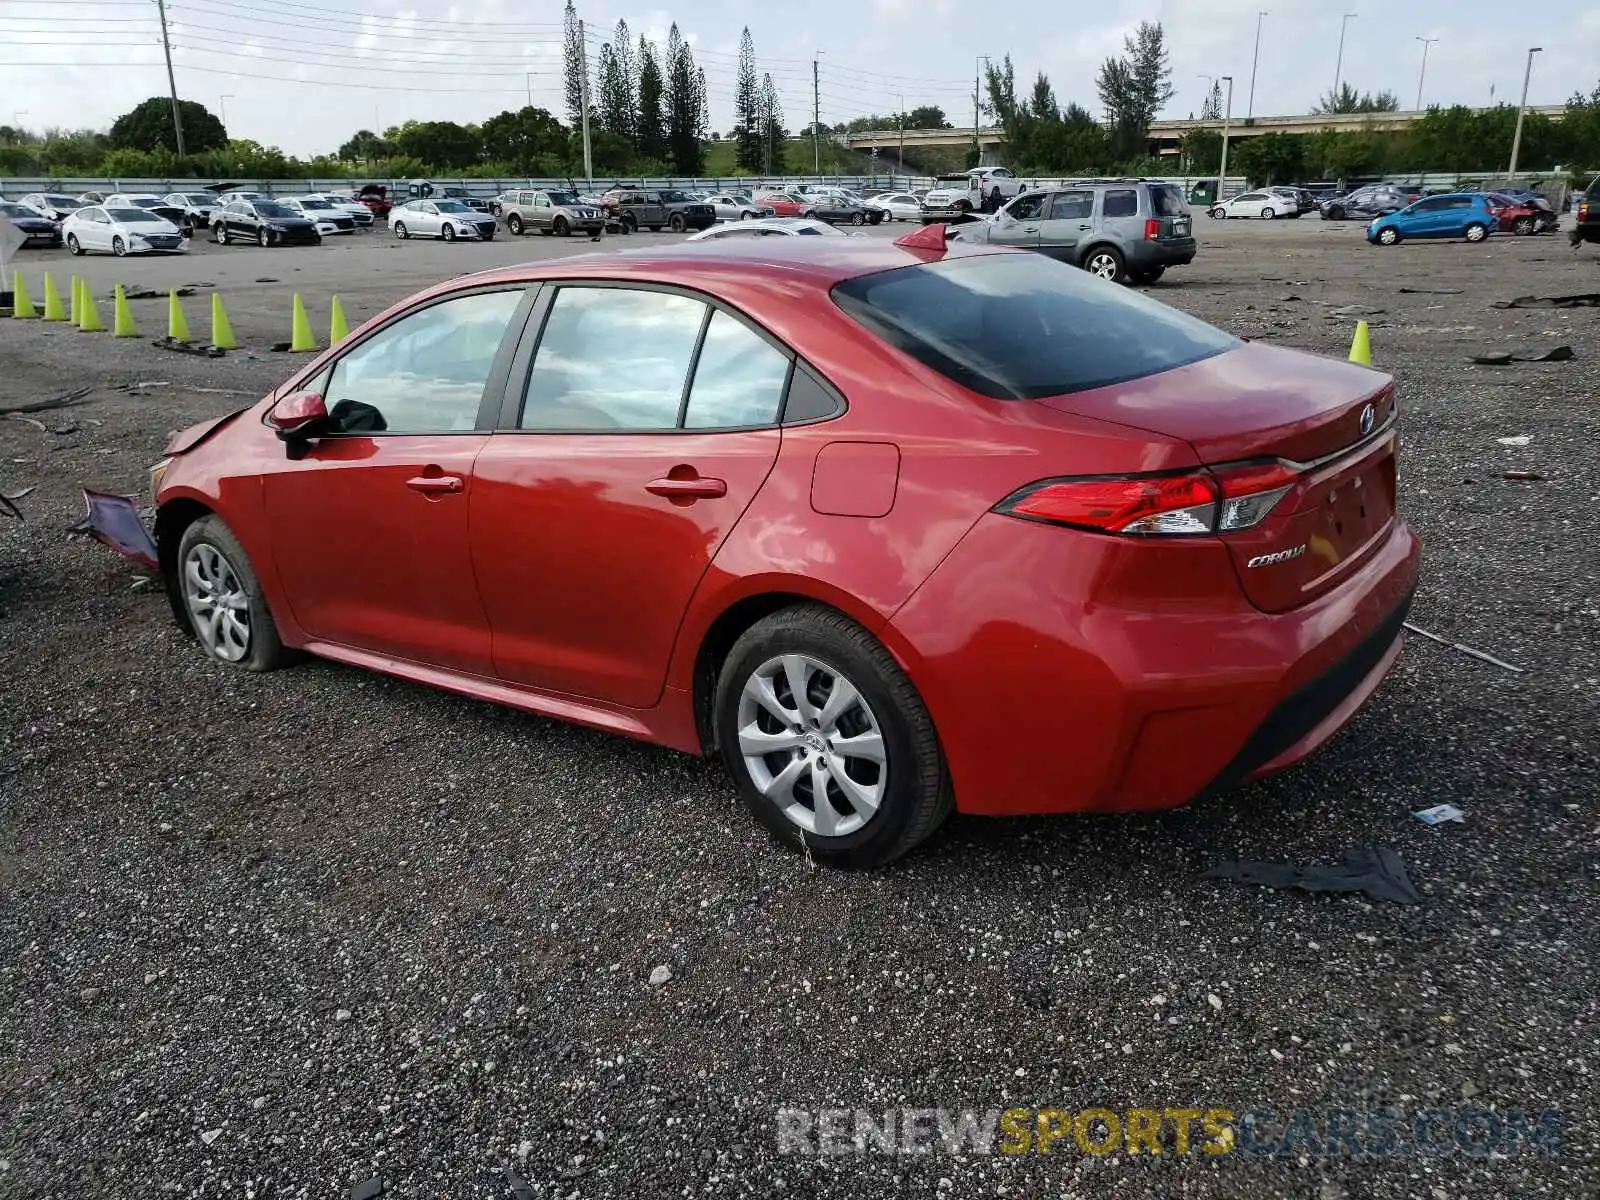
[1102,189,1138,217]
[1148,185,1186,216]
[832,253,1236,400]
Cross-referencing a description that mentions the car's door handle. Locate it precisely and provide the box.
[1022,226,1039,233]
[405,474,465,494]
[646,475,727,499]
[1078,223,1092,230]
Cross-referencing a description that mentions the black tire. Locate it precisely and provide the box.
[1377,226,1400,246]
[1512,215,1533,235]
[67,234,83,256]
[554,216,571,236]
[851,211,866,226]
[1328,205,1346,221]
[989,187,1003,211]
[394,221,409,239]
[1464,222,1488,243]
[1082,244,1127,283]
[954,199,972,214]
[213,223,228,245]
[714,604,952,869]
[668,213,685,233]
[112,236,127,257]
[175,515,293,673]
[1129,266,1166,285]
[741,210,755,219]
[1210,206,1227,219]
[507,213,524,235]
[1261,207,1276,219]
[868,210,884,224]
[442,224,456,242]
[257,227,271,248]
[620,213,636,234]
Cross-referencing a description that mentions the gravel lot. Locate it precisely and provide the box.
[2,217,1597,1199]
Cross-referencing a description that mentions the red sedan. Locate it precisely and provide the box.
[139,234,1419,868]
[755,191,814,219]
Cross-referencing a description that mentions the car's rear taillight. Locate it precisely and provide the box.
[1144,218,1161,240]
[996,462,1299,537]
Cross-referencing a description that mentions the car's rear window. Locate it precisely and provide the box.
[831,252,1236,400]
[1147,184,1187,216]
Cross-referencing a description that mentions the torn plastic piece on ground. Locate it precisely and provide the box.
[1415,804,1466,825]
[78,489,159,571]
[1471,345,1573,365]
[1202,846,1420,905]
[1492,293,1600,309]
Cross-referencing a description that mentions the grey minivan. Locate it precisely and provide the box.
[952,180,1195,284]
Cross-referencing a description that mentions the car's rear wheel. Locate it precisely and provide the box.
[394,221,409,239]
[112,236,127,257]
[741,210,755,219]
[1083,245,1126,283]
[1464,222,1488,243]
[66,234,83,256]
[507,213,524,235]
[177,516,291,672]
[989,187,1004,211]
[257,228,271,247]
[1261,207,1276,219]
[1378,226,1400,245]
[715,604,951,869]
[1512,215,1534,235]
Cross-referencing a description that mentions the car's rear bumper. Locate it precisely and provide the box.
[1129,236,1196,267]
[885,512,1421,817]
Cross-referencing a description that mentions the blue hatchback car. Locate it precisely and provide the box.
[1367,193,1495,246]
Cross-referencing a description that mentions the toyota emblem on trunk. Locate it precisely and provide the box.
[1360,403,1376,435]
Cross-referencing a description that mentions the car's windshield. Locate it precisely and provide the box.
[183,194,212,205]
[128,198,161,208]
[436,201,470,213]
[109,208,163,223]
[254,202,297,218]
[547,192,580,205]
[660,191,690,202]
[301,199,336,210]
[0,203,35,218]
[44,195,80,207]
[833,252,1236,400]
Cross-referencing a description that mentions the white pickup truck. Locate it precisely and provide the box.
[920,168,1027,221]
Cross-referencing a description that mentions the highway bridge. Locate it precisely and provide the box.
[843,105,1568,159]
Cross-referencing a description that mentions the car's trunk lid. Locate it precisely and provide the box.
[1035,341,1399,612]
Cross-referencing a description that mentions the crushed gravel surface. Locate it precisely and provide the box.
[2,219,1597,1199]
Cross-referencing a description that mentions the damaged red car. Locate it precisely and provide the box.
[125,233,1419,868]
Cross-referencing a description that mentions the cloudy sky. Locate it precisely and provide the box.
[2,0,1596,158]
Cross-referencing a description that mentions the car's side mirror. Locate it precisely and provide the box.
[268,391,328,458]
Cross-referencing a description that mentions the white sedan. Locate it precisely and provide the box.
[686,217,852,241]
[704,193,773,221]
[62,205,188,256]
[865,192,923,221]
[1209,191,1299,219]
[390,198,498,241]
[276,196,359,234]
[303,193,375,226]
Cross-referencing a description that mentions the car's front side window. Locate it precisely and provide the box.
[520,287,706,431]
[325,290,525,434]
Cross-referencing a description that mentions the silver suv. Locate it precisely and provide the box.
[502,189,606,238]
[953,179,1195,285]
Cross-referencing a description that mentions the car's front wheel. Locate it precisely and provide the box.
[1512,215,1534,235]
[715,604,951,869]
[213,223,228,245]
[1210,206,1226,219]
[394,221,408,239]
[442,224,457,242]
[112,236,127,257]
[176,515,292,672]
[257,228,271,247]
[1378,226,1400,245]
[851,211,866,226]
[507,213,524,235]
[66,234,83,256]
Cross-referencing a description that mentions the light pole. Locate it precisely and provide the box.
[1507,46,1542,177]
[897,93,905,179]
[1247,12,1267,119]
[1333,12,1356,98]
[813,50,825,174]
[1413,39,1437,111]
[525,72,534,111]
[1197,74,1215,117]
[220,94,233,130]
[1217,75,1234,201]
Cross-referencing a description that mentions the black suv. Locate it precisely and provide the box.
[605,189,717,233]
[1573,176,1600,248]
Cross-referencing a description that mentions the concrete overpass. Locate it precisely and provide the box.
[843,105,1568,157]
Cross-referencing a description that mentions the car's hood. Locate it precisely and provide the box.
[164,407,250,455]
[268,217,316,228]
[10,216,55,229]
[115,220,183,235]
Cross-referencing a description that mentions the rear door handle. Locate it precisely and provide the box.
[1022,226,1039,233]
[406,475,464,494]
[646,476,727,499]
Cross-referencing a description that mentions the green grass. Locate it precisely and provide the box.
[699,138,879,179]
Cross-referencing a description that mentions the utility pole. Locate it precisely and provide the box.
[578,19,592,183]
[219,94,232,130]
[812,52,822,175]
[1333,12,1356,98]
[1414,37,1438,110]
[1507,46,1542,177]
[898,92,904,179]
[765,92,773,175]
[154,0,186,156]
[973,54,989,167]
[1247,11,1266,119]
[1217,76,1234,202]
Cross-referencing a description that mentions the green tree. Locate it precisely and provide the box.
[561,0,588,129]
[480,107,568,173]
[663,24,705,174]
[734,27,763,172]
[337,129,393,162]
[1313,84,1400,114]
[905,105,949,129]
[109,97,228,154]
[1096,21,1174,161]
[394,121,481,170]
[598,21,636,145]
[1232,131,1305,184]
[760,72,786,173]
[1202,82,1223,120]
[637,35,666,162]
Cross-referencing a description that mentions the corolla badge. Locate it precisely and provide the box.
[1360,403,1376,436]
[1246,545,1307,569]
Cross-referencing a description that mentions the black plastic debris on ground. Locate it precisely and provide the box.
[151,337,226,357]
[1470,345,1574,365]
[504,1167,536,1200]
[1203,846,1420,905]
[1492,293,1600,309]
[350,1177,382,1200]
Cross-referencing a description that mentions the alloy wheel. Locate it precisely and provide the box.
[257,227,271,247]
[1087,251,1120,280]
[1465,223,1487,243]
[183,542,251,662]
[112,237,126,257]
[736,653,887,838]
